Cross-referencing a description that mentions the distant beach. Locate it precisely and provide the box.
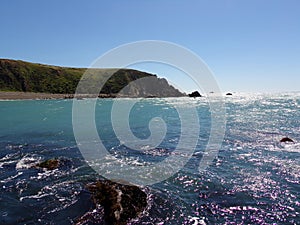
[0,91,73,100]
[0,91,123,100]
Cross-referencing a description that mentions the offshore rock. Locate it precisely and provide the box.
[87,180,147,225]
[280,137,294,143]
[188,91,202,97]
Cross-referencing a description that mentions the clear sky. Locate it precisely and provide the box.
[1,0,299,93]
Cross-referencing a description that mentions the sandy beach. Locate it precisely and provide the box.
[0,91,74,100]
[0,91,123,100]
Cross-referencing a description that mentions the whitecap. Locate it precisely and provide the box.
[16,155,41,170]
[187,216,206,225]
[281,142,300,152]
[0,171,23,184]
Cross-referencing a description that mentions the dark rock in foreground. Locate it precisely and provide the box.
[188,91,202,97]
[87,180,147,225]
[280,137,294,143]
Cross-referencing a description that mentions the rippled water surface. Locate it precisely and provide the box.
[0,93,299,224]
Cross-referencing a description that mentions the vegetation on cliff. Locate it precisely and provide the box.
[0,59,184,97]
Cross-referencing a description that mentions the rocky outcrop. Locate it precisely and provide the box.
[188,91,202,97]
[87,180,147,225]
[226,93,233,96]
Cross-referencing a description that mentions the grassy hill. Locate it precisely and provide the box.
[0,59,184,97]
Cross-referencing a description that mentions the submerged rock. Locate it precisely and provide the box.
[280,137,294,143]
[36,158,60,170]
[188,91,202,97]
[35,157,73,170]
[87,180,147,225]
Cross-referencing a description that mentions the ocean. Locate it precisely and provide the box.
[0,93,299,224]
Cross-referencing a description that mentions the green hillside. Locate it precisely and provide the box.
[0,59,184,97]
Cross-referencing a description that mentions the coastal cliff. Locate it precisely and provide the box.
[0,59,184,97]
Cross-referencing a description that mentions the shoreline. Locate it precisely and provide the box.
[1,91,299,100]
[0,91,187,100]
[0,91,116,100]
[0,91,75,100]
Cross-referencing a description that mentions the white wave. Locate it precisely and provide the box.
[0,171,23,184]
[16,155,41,170]
[0,152,19,168]
[20,191,52,201]
[187,216,206,225]
[280,142,300,152]
[20,180,82,214]
[0,152,20,161]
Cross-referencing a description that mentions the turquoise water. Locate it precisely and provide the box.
[0,93,299,224]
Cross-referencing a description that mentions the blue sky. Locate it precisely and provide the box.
[1,0,299,93]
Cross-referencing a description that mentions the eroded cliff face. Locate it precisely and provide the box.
[117,76,184,97]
